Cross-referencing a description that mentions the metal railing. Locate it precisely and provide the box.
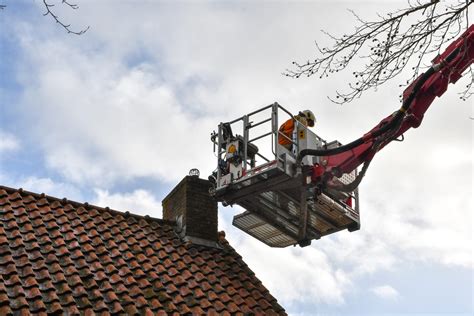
[213,102,325,187]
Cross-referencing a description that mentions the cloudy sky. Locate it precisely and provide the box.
[1,1,472,315]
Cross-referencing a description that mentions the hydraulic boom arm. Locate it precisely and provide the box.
[300,25,474,190]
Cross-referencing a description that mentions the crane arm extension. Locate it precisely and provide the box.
[305,24,474,187]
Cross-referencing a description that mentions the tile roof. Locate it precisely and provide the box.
[0,185,286,315]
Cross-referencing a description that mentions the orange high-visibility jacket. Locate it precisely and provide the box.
[278,115,309,146]
[278,118,296,146]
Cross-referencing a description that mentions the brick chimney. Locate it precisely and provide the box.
[162,176,219,247]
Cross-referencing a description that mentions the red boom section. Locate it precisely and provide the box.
[313,24,474,183]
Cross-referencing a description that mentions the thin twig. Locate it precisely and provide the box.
[42,0,89,35]
[285,0,473,104]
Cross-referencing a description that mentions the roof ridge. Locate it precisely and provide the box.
[0,185,173,226]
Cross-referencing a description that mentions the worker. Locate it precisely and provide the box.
[278,110,316,151]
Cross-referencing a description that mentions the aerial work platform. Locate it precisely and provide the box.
[207,26,474,247]
[210,103,360,247]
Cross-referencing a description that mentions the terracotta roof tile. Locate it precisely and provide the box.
[179,286,192,298]
[0,292,9,305]
[0,185,286,315]
[48,301,64,314]
[193,287,206,299]
[24,286,42,300]
[190,306,205,314]
[213,283,226,294]
[207,291,219,302]
[8,293,28,310]
[29,300,47,314]
[231,293,245,306]
[109,301,124,314]
[123,303,139,315]
[63,305,81,315]
[165,283,179,295]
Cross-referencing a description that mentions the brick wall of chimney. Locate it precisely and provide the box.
[162,176,218,242]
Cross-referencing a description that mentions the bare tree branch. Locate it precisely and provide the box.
[42,0,89,35]
[285,0,473,104]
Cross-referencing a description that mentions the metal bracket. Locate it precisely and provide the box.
[297,175,313,247]
[174,215,187,239]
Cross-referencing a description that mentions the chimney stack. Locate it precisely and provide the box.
[162,176,218,247]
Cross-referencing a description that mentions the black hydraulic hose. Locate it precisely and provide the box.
[327,157,373,192]
[326,134,385,192]
[297,45,461,163]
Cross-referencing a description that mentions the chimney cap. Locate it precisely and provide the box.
[189,168,200,177]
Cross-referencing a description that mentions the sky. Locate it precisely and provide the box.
[0,1,472,315]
